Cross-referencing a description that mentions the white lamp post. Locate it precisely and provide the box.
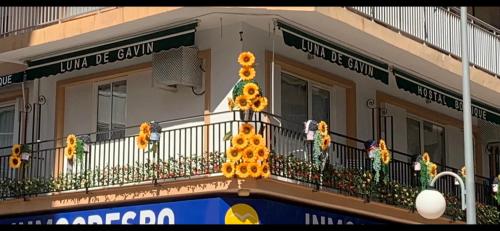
[416,171,466,220]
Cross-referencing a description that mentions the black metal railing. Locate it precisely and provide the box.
[0,111,498,211]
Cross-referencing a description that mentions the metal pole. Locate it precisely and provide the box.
[460,6,476,224]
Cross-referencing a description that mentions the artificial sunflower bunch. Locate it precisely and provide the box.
[379,139,391,179]
[417,152,438,190]
[65,134,85,162]
[312,121,331,167]
[227,51,268,113]
[136,122,151,151]
[8,144,25,169]
[222,123,270,179]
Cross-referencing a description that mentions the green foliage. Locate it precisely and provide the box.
[372,149,381,183]
[75,139,85,163]
[419,160,429,191]
[232,80,259,99]
[312,131,323,167]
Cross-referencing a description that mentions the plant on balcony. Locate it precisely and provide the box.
[417,152,438,190]
[137,122,151,151]
[227,51,268,120]
[8,144,29,169]
[223,123,270,179]
[65,134,85,164]
[365,139,391,184]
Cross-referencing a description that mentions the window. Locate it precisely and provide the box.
[0,105,15,155]
[97,80,127,141]
[281,72,332,132]
[406,117,446,166]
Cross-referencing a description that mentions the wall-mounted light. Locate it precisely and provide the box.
[493,177,499,193]
[149,121,161,142]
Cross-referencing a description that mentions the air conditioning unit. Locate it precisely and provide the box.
[152,46,202,91]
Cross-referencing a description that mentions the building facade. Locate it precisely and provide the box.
[0,7,499,224]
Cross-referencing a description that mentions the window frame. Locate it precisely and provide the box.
[92,77,128,142]
[407,113,447,166]
[0,100,18,149]
[280,70,334,128]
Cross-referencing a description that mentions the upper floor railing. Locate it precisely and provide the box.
[347,7,500,78]
[0,7,108,37]
[0,111,497,217]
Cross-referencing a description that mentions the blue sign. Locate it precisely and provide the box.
[0,197,381,224]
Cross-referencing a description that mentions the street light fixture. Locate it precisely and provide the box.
[415,171,466,220]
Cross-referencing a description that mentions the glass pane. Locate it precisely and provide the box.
[0,106,14,151]
[111,81,127,139]
[406,118,421,157]
[423,121,445,166]
[281,73,307,132]
[97,84,111,141]
[311,87,330,124]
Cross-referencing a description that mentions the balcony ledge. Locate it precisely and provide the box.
[0,174,461,224]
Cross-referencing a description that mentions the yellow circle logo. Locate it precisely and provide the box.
[224,203,260,224]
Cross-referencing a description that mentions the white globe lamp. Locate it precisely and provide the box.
[415,189,446,220]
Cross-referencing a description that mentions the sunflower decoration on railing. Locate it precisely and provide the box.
[227,51,268,121]
[222,123,270,180]
[460,166,466,180]
[65,134,85,163]
[365,139,391,184]
[8,144,30,169]
[312,121,331,167]
[136,121,161,155]
[416,152,438,190]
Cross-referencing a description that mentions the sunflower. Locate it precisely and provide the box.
[251,96,268,112]
[242,146,258,163]
[238,51,255,67]
[231,134,249,150]
[9,155,21,169]
[66,134,77,147]
[243,83,260,100]
[227,147,242,162]
[381,150,391,165]
[239,123,255,137]
[422,152,430,164]
[136,133,149,150]
[320,135,331,151]
[235,95,252,111]
[222,162,235,178]
[379,139,387,150]
[460,166,466,177]
[236,163,250,178]
[260,163,270,178]
[65,145,75,160]
[318,121,328,136]
[255,146,269,161]
[250,134,265,147]
[248,162,261,178]
[140,122,151,137]
[227,97,235,111]
[239,67,256,81]
[430,163,438,178]
[11,144,22,156]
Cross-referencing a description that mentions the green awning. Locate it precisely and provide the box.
[0,22,197,88]
[394,68,500,125]
[277,20,389,85]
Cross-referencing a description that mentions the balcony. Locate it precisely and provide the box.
[0,111,498,223]
[0,7,108,37]
[347,7,500,78]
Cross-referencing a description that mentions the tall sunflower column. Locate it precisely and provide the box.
[222,51,270,180]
